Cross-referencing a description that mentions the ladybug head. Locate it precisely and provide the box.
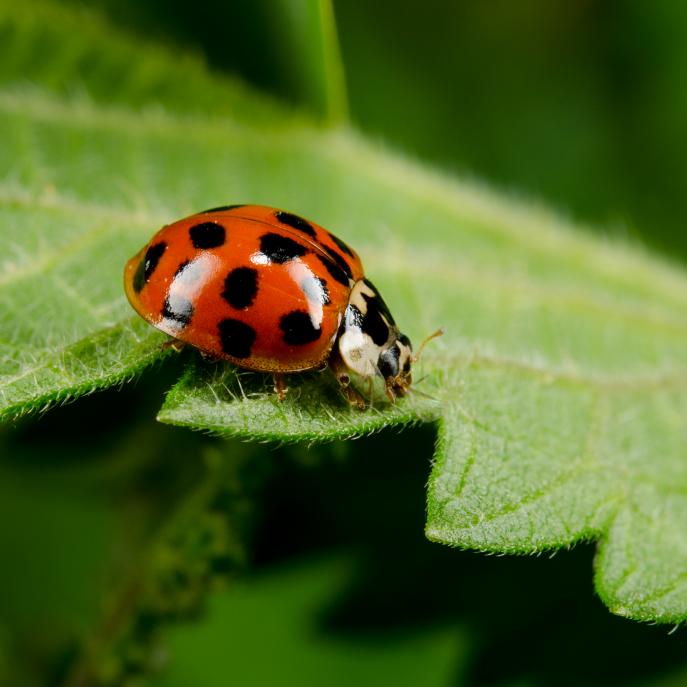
[378,333,413,400]
[378,328,444,402]
[338,279,443,402]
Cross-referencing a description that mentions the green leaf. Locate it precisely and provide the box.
[0,199,171,419]
[3,0,687,623]
[160,358,439,442]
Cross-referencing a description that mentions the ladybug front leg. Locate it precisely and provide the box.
[384,379,397,404]
[161,338,186,353]
[341,382,366,411]
[273,373,288,402]
[329,349,366,410]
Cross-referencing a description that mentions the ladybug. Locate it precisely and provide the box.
[124,205,440,407]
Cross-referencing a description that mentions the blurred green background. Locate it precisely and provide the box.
[60,0,687,260]
[4,1,687,685]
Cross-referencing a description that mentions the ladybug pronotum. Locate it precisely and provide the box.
[124,205,440,407]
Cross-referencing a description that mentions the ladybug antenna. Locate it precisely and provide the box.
[413,328,444,364]
[406,386,440,402]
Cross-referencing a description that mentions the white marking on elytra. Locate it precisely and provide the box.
[286,261,324,330]
[157,252,220,334]
[250,251,271,266]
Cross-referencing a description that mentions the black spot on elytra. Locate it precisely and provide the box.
[259,232,308,264]
[301,274,330,306]
[399,333,412,349]
[378,345,400,379]
[189,222,226,249]
[323,246,353,281]
[162,293,194,326]
[218,318,256,358]
[133,241,166,293]
[132,260,146,293]
[280,310,322,345]
[316,254,349,287]
[201,204,244,213]
[362,299,390,346]
[363,278,396,325]
[328,231,354,257]
[222,267,258,309]
[275,211,317,238]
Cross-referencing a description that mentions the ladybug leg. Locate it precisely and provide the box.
[329,349,366,410]
[273,373,288,402]
[384,379,397,404]
[161,338,185,353]
[365,377,375,405]
[341,383,366,411]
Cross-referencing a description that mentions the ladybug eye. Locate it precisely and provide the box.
[378,346,400,379]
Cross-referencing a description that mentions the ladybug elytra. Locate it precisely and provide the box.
[124,205,439,407]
